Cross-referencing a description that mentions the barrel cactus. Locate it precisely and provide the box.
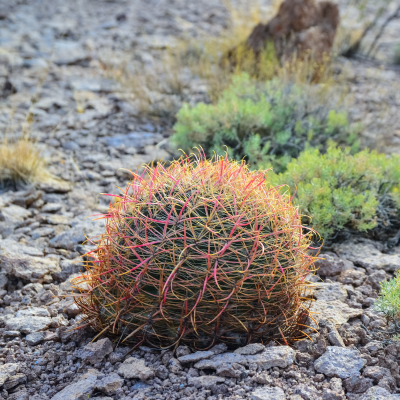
[74,154,317,349]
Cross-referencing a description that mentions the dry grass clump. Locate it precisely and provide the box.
[0,136,53,189]
[74,153,318,349]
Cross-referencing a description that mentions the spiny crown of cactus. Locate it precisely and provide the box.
[75,153,317,349]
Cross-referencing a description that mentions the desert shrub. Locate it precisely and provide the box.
[0,137,53,189]
[172,73,358,173]
[74,154,317,348]
[271,145,400,240]
[375,272,400,320]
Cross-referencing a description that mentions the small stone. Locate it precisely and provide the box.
[314,346,364,378]
[216,362,246,378]
[187,375,225,389]
[178,350,214,363]
[360,386,398,400]
[315,253,352,276]
[194,352,247,369]
[313,282,348,302]
[234,343,265,355]
[5,316,52,333]
[176,345,191,358]
[251,386,286,400]
[3,331,21,338]
[344,375,373,393]
[117,357,154,380]
[96,373,124,395]
[79,338,113,364]
[245,346,294,369]
[309,300,363,325]
[51,369,99,400]
[209,342,228,354]
[26,331,45,346]
[0,363,20,386]
[41,203,63,213]
[4,373,26,390]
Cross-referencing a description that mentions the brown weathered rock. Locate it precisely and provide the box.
[228,0,339,69]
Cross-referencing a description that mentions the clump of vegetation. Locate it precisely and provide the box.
[375,272,400,321]
[172,73,357,173]
[0,137,53,189]
[75,154,317,348]
[270,145,400,240]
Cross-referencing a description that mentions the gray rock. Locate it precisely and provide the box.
[79,338,113,364]
[187,375,225,389]
[178,350,214,363]
[313,282,348,302]
[344,375,373,393]
[234,343,265,355]
[51,369,99,400]
[0,239,60,283]
[246,346,295,369]
[292,383,320,399]
[25,331,45,346]
[176,345,191,358]
[4,372,26,390]
[96,373,124,395]
[360,386,398,400]
[52,41,89,66]
[41,203,62,213]
[0,363,19,386]
[5,316,52,333]
[335,240,400,272]
[315,253,352,276]
[314,346,364,378]
[50,219,104,251]
[16,306,50,317]
[1,205,31,223]
[117,357,154,380]
[309,300,363,325]
[194,352,247,369]
[216,362,246,378]
[251,386,286,400]
[209,342,228,354]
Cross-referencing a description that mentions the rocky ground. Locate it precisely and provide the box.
[1,0,400,399]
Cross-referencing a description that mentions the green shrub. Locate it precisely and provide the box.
[172,73,359,173]
[375,271,400,321]
[270,145,400,239]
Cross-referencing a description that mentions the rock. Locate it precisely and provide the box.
[216,362,246,378]
[0,363,19,386]
[337,268,366,287]
[292,383,320,399]
[0,239,60,283]
[344,375,373,393]
[246,346,295,369]
[52,40,89,66]
[96,373,124,395]
[315,253,353,276]
[41,203,63,213]
[25,331,45,346]
[38,180,71,194]
[51,369,99,400]
[79,338,113,364]
[1,205,31,223]
[229,0,339,67]
[234,343,265,355]
[50,219,104,251]
[16,307,50,317]
[178,350,214,363]
[360,386,398,400]
[309,300,363,325]
[251,386,286,400]
[5,316,52,333]
[209,342,228,354]
[335,240,400,272]
[4,373,26,390]
[313,282,348,302]
[176,345,191,358]
[194,352,247,369]
[314,346,364,378]
[117,357,154,380]
[187,375,226,389]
